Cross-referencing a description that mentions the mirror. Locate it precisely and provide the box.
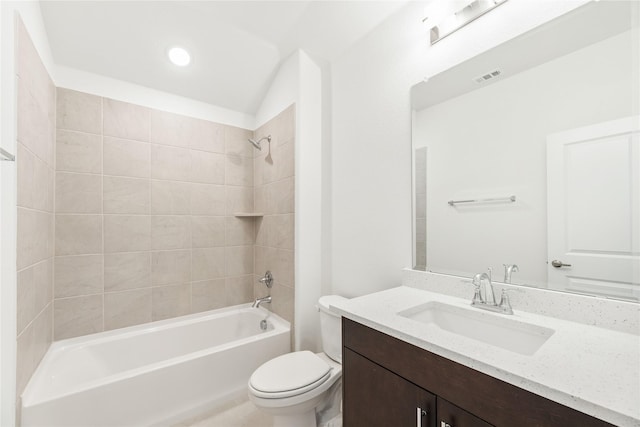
[411,1,639,301]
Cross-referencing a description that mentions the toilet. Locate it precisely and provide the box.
[248,295,347,427]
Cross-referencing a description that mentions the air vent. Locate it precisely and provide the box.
[473,68,502,84]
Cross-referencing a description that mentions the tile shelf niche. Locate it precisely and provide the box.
[233,212,264,217]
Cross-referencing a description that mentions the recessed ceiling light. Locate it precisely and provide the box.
[168,47,191,67]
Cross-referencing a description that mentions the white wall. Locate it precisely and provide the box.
[330,0,588,298]
[55,66,254,130]
[414,29,635,288]
[256,50,324,352]
[0,2,55,424]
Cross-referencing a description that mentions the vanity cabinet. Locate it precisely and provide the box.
[342,318,614,427]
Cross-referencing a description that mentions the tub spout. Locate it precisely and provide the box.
[252,295,272,308]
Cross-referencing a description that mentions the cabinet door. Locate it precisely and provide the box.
[344,348,436,427]
[438,398,494,427]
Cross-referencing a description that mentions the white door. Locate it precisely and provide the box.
[547,117,640,300]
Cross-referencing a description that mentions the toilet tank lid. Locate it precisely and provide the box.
[317,295,348,314]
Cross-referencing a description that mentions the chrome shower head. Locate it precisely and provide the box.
[247,135,271,151]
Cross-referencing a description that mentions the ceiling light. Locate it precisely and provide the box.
[168,47,191,67]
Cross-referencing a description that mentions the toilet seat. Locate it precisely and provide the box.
[249,351,332,399]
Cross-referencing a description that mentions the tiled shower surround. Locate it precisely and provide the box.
[14,18,295,411]
[53,89,296,339]
[15,18,55,401]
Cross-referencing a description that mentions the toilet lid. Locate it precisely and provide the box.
[249,351,331,398]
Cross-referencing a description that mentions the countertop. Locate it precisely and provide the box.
[332,286,640,427]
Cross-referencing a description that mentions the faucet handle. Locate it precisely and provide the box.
[498,289,514,314]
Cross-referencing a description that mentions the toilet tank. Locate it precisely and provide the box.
[318,295,348,363]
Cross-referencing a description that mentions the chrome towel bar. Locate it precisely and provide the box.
[0,147,15,162]
[448,195,516,206]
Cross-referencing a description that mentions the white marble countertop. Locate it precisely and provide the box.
[332,286,640,427]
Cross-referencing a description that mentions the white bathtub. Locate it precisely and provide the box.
[21,304,290,426]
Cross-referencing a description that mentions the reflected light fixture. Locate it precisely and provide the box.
[167,46,191,66]
[423,0,508,45]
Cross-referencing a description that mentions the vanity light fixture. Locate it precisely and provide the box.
[424,0,508,45]
[167,46,191,67]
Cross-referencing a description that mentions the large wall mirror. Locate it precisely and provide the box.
[411,1,639,301]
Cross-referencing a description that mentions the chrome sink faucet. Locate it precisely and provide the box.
[471,270,514,315]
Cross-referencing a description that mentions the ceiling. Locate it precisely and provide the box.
[40,1,409,115]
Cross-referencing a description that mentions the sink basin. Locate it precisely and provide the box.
[398,301,554,356]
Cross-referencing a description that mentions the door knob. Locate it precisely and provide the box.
[551,260,572,268]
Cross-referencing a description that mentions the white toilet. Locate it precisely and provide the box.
[248,295,347,427]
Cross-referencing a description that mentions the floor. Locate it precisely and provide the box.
[173,396,273,427]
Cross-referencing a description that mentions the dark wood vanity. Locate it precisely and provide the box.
[342,318,614,427]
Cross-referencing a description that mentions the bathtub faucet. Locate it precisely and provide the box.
[252,295,272,308]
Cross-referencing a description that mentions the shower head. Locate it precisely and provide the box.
[247,135,271,151]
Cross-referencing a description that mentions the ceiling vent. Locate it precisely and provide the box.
[473,68,502,84]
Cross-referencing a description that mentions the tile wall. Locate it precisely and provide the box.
[15,18,55,401]
[253,105,296,326]
[53,89,262,339]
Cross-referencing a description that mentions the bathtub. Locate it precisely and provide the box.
[21,304,290,427]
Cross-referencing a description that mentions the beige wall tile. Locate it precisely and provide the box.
[55,172,102,214]
[225,126,253,157]
[226,186,253,215]
[103,176,150,214]
[56,130,102,174]
[254,246,265,277]
[225,154,253,186]
[254,154,264,187]
[17,144,34,209]
[151,216,191,250]
[192,248,225,281]
[188,121,225,154]
[32,304,53,375]
[56,88,102,134]
[190,151,225,184]
[17,266,35,335]
[104,289,152,330]
[254,186,265,214]
[191,216,225,248]
[273,142,295,182]
[191,279,226,313]
[33,259,53,315]
[270,282,294,325]
[55,214,102,256]
[151,180,191,215]
[226,246,253,276]
[149,110,190,148]
[17,154,52,219]
[268,177,295,214]
[225,275,254,306]
[104,215,150,253]
[103,98,150,142]
[54,295,103,340]
[225,217,255,246]
[16,323,35,396]
[151,145,191,181]
[103,137,150,178]
[274,249,294,287]
[255,217,269,247]
[190,184,226,216]
[152,284,191,321]
[17,77,53,164]
[271,214,294,250]
[151,250,191,286]
[104,252,151,292]
[17,19,52,110]
[54,255,103,298]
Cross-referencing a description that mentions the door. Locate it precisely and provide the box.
[547,117,640,299]
[437,398,494,427]
[343,348,436,427]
